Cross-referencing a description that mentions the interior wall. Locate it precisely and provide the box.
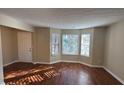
[92,27,106,66]
[1,26,18,65]
[32,27,50,63]
[50,28,61,63]
[0,25,106,67]
[104,21,124,83]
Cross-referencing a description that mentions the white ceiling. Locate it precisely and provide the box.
[0,8,124,29]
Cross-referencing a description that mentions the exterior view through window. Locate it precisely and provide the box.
[81,34,90,57]
[51,33,59,55]
[62,34,79,55]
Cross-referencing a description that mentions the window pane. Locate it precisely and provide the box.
[51,33,59,55]
[62,34,79,55]
[81,34,90,57]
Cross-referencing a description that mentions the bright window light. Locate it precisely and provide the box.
[51,33,59,55]
[81,34,91,57]
[62,34,79,55]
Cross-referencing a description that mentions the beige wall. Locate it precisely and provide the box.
[0,25,106,67]
[0,26,18,65]
[104,21,124,82]
[32,27,61,63]
[92,27,106,66]
[32,27,50,63]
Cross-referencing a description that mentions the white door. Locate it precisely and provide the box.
[18,31,32,62]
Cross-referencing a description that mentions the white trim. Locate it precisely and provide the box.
[3,60,51,66]
[103,67,124,85]
[18,60,33,63]
[4,60,103,68]
[34,60,61,65]
[3,60,35,67]
[50,60,61,64]
[59,60,103,68]
[3,60,19,67]
[34,62,50,65]
[32,60,103,68]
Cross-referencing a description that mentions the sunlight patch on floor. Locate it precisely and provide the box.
[5,67,60,85]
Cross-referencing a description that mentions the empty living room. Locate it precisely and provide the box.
[0,8,123,86]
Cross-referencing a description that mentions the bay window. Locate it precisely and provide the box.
[81,33,91,57]
[51,33,59,55]
[62,34,79,55]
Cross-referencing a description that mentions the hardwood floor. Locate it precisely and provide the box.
[4,62,122,85]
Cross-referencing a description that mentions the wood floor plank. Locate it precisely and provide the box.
[4,62,122,85]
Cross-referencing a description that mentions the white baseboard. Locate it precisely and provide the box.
[34,62,50,65]
[4,60,103,68]
[34,60,62,65]
[103,67,124,85]
[59,60,103,68]
[17,60,34,63]
[3,60,51,66]
[3,60,19,67]
[33,60,58,64]
[3,60,35,67]
[50,60,62,64]
[34,60,103,68]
